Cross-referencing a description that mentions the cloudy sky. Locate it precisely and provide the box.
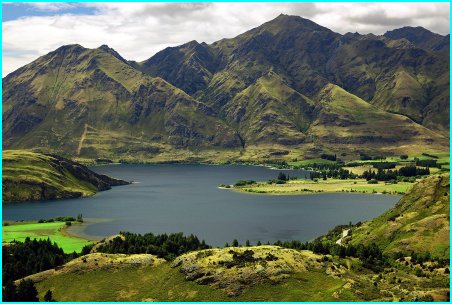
[3,2,450,77]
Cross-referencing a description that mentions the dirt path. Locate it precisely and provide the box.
[76,123,89,156]
[335,229,350,246]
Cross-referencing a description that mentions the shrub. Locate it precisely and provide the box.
[234,180,255,187]
[368,179,378,184]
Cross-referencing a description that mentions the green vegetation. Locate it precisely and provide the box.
[235,178,412,195]
[349,174,450,259]
[2,238,71,283]
[2,150,129,202]
[95,232,210,261]
[31,245,449,302]
[34,259,352,302]
[234,180,256,187]
[3,279,39,302]
[2,221,92,253]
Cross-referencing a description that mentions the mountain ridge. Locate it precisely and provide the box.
[3,14,449,161]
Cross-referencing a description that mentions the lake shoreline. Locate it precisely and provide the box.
[63,218,111,242]
[231,188,403,196]
[3,164,399,247]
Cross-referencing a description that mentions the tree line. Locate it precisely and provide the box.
[2,238,70,302]
[95,232,210,261]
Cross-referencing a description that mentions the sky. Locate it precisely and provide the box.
[2,2,450,77]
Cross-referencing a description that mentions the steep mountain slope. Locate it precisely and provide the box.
[138,40,219,96]
[308,84,445,148]
[2,44,242,158]
[2,150,129,202]
[142,14,449,135]
[384,26,449,52]
[3,15,449,161]
[223,73,316,145]
[350,174,450,259]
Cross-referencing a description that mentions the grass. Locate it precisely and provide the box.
[2,222,92,253]
[33,246,450,302]
[2,150,98,202]
[288,158,336,167]
[236,178,413,195]
[35,262,353,302]
[350,174,450,259]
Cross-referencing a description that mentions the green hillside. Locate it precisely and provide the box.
[2,44,242,159]
[349,174,450,259]
[2,150,128,202]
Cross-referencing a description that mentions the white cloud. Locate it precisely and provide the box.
[26,2,79,12]
[3,2,450,77]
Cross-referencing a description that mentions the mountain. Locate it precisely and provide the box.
[2,150,129,202]
[384,26,449,52]
[138,40,219,96]
[349,174,450,259]
[3,15,449,161]
[2,44,242,159]
[142,15,449,134]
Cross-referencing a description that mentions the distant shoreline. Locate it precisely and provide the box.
[63,218,111,242]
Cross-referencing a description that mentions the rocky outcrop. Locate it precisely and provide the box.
[171,246,329,296]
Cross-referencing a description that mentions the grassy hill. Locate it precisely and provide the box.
[349,174,450,259]
[2,150,129,202]
[27,246,449,301]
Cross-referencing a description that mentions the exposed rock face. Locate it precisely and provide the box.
[171,246,331,296]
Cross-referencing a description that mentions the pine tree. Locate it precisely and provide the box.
[44,290,54,302]
[16,280,39,302]
[2,280,17,302]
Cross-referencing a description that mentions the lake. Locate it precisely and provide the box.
[3,164,399,246]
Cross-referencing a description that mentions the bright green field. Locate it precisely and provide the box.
[2,222,92,253]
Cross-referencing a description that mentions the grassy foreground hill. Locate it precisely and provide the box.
[27,245,450,301]
[349,173,450,259]
[2,150,129,202]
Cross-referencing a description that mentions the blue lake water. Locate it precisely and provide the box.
[3,164,398,246]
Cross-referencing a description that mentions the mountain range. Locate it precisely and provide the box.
[3,14,449,161]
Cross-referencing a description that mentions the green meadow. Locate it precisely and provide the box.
[2,222,92,253]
